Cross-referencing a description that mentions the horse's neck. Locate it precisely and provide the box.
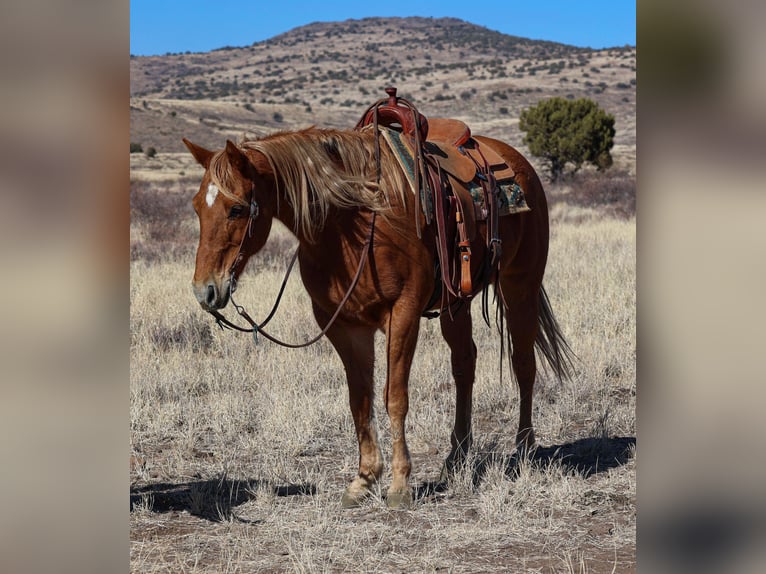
[273,194,299,240]
[274,200,359,266]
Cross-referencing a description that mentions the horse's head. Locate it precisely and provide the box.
[183,138,275,311]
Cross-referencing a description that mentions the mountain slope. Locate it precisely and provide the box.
[130,17,635,163]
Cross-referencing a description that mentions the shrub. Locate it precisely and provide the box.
[519,97,615,181]
[561,170,636,217]
[130,180,197,262]
[130,142,143,154]
[145,147,157,158]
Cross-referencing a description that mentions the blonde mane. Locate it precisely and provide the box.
[214,127,409,242]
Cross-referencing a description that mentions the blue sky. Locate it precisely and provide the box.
[130,0,635,56]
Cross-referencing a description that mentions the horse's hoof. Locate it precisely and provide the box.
[516,430,537,456]
[341,488,371,509]
[438,462,452,485]
[438,456,466,484]
[386,489,414,510]
[438,466,449,485]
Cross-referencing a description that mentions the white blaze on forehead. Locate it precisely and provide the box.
[205,183,219,207]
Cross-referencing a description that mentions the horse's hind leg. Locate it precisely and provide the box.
[438,304,477,482]
[314,304,382,507]
[499,278,541,451]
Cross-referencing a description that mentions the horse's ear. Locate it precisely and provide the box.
[224,139,250,175]
[182,138,213,168]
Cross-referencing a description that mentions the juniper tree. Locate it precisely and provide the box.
[519,97,615,180]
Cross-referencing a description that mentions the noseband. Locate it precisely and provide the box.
[206,182,377,348]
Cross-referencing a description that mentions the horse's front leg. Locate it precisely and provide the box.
[382,303,421,509]
[313,303,381,507]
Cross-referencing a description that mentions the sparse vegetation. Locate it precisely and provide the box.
[550,170,636,218]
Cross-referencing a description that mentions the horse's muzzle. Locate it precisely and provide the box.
[193,279,230,311]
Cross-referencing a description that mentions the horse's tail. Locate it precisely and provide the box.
[535,285,577,381]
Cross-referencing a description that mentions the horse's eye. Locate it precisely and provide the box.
[228,204,245,219]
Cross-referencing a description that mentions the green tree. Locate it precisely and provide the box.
[519,97,615,180]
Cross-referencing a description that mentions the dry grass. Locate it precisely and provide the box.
[547,170,636,219]
[130,181,635,571]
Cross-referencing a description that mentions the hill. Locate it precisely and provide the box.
[130,16,635,174]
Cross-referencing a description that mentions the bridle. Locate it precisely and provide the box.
[206,183,377,348]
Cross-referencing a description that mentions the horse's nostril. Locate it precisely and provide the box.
[206,284,217,306]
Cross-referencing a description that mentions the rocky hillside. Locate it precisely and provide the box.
[130,16,635,167]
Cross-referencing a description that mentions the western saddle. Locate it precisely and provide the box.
[355,87,513,308]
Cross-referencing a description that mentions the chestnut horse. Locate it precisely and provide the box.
[183,126,573,508]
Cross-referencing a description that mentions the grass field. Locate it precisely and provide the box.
[130,175,635,572]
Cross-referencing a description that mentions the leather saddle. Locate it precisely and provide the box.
[425,118,515,183]
[355,88,507,304]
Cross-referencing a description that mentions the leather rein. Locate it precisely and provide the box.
[206,185,377,348]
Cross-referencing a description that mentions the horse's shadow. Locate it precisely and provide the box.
[130,436,634,520]
[130,478,316,523]
[415,435,636,500]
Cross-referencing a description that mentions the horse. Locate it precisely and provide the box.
[182,124,573,508]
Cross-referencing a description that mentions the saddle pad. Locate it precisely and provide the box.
[378,125,420,195]
[468,179,531,217]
